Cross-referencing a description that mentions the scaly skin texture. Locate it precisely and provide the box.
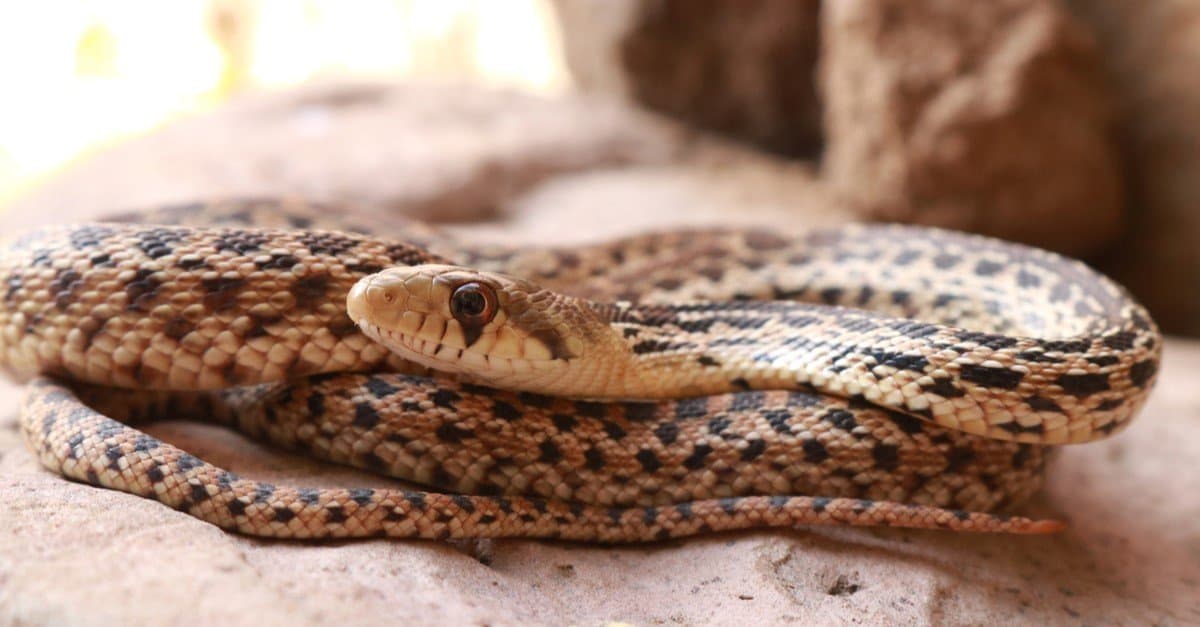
[1,199,1160,540]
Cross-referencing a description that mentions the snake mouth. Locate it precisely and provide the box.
[347,270,567,379]
[356,318,561,379]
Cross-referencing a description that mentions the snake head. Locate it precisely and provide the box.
[347,265,588,379]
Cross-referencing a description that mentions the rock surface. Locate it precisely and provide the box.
[2,82,687,227]
[553,0,1124,259]
[0,82,1195,625]
[820,0,1123,258]
[553,0,824,158]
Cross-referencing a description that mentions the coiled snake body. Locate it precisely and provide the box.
[0,200,1161,542]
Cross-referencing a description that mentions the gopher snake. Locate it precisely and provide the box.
[0,200,1160,541]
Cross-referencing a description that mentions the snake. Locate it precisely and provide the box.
[0,199,1161,543]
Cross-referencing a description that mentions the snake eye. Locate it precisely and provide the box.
[450,282,497,326]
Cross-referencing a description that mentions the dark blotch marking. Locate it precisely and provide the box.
[682,444,711,470]
[492,400,522,421]
[623,403,657,422]
[819,287,844,305]
[324,506,348,524]
[213,231,269,255]
[635,449,662,473]
[328,314,359,338]
[1103,332,1136,351]
[872,443,899,471]
[997,421,1045,435]
[176,454,203,472]
[190,483,211,503]
[256,253,300,270]
[922,377,965,398]
[125,268,162,311]
[933,254,961,269]
[601,420,627,440]
[1057,373,1110,397]
[632,339,674,355]
[163,316,192,340]
[674,397,709,420]
[538,440,562,464]
[307,392,325,418]
[803,439,829,464]
[404,492,427,512]
[884,410,924,435]
[1016,269,1041,288]
[353,402,381,429]
[1011,446,1032,469]
[574,400,606,419]
[1025,395,1064,413]
[1129,360,1157,388]
[435,423,473,443]
[584,447,606,471]
[822,409,858,432]
[227,499,248,517]
[517,391,554,408]
[653,421,678,445]
[200,277,246,311]
[551,413,578,432]
[365,378,399,398]
[291,274,332,310]
[974,260,1004,276]
[762,408,793,435]
[740,438,766,461]
[349,488,374,507]
[431,389,460,408]
[944,447,975,473]
[958,363,1024,390]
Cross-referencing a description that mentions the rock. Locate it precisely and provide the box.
[820,0,1124,258]
[553,0,823,158]
[1062,0,1200,335]
[553,0,1123,258]
[3,82,685,227]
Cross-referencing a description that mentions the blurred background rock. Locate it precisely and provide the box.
[0,0,1196,331]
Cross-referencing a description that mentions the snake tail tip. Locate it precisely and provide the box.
[1023,518,1068,534]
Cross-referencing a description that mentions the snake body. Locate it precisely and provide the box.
[1,200,1161,541]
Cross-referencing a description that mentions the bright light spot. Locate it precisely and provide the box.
[0,0,569,203]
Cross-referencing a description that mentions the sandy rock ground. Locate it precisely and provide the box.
[0,82,1196,625]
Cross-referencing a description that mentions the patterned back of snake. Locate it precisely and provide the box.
[0,199,1161,541]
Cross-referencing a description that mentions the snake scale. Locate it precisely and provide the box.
[0,199,1160,542]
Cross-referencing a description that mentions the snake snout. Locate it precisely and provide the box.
[346,273,411,328]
